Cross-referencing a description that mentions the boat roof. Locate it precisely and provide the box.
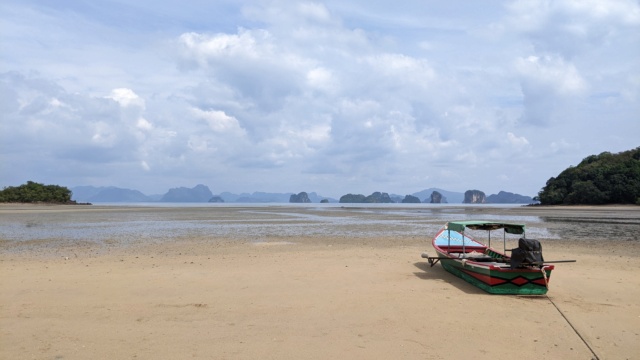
[446,221,525,235]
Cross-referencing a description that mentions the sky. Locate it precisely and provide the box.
[1,0,639,198]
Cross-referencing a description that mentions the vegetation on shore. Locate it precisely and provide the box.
[536,147,640,205]
[0,181,75,204]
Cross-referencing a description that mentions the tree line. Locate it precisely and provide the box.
[536,147,640,205]
[0,181,73,203]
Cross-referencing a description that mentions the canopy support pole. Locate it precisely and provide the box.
[462,230,466,255]
[503,230,506,254]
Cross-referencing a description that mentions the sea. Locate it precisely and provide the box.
[1,203,638,248]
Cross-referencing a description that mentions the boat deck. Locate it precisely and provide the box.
[441,252,512,268]
[434,230,513,268]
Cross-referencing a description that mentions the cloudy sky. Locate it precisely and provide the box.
[1,0,638,198]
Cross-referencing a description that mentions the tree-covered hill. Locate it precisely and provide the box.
[339,192,394,203]
[0,181,73,203]
[537,147,640,205]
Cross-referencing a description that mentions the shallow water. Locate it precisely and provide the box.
[1,204,639,254]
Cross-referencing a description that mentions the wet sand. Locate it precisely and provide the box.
[1,204,639,359]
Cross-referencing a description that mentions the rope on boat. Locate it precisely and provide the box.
[546,295,600,360]
[540,266,549,289]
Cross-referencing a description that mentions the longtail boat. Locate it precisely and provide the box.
[421,221,572,295]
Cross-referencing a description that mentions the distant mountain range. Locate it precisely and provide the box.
[71,186,154,202]
[410,188,465,203]
[161,184,212,202]
[70,185,534,204]
[70,185,339,203]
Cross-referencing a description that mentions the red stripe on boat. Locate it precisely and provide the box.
[532,278,548,286]
[510,276,530,286]
[460,269,508,286]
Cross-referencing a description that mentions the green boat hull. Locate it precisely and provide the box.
[438,254,551,295]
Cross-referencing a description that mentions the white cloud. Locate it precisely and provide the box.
[178,30,264,64]
[516,55,587,95]
[191,108,246,135]
[136,117,153,131]
[49,97,68,109]
[506,132,530,148]
[298,123,331,143]
[515,55,588,126]
[106,88,145,108]
[306,67,337,93]
[364,53,435,88]
[507,0,640,57]
[560,0,640,25]
[297,2,332,22]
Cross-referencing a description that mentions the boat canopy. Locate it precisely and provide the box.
[446,221,525,235]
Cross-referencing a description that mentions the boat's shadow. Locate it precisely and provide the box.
[413,261,487,295]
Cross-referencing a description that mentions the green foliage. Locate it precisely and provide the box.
[339,192,394,203]
[339,193,367,203]
[0,181,72,203]
[364,192,393,203]
[537,147,640,205]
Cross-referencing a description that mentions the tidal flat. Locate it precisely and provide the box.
[1,204,639,359]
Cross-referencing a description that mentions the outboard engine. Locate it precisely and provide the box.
[510,238,544,268]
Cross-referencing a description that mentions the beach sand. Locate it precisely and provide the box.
[1,205,639,359]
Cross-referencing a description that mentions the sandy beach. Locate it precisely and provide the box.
[1,204,639,359]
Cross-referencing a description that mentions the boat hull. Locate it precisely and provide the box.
[434,248,552,295]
